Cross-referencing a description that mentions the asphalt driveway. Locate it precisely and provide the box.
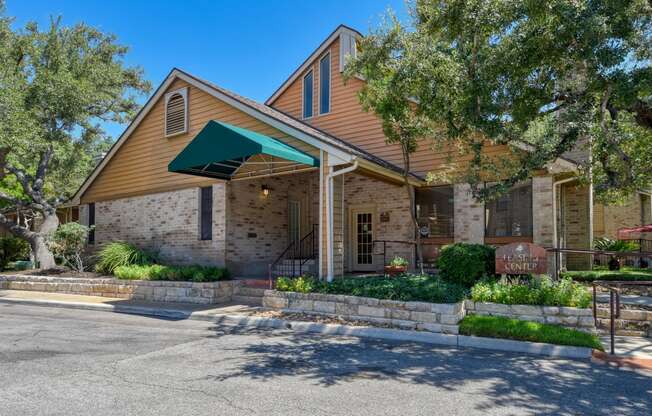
[0,302,650,416]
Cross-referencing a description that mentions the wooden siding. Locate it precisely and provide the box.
[270,37,515,180]
[82,79,319,203]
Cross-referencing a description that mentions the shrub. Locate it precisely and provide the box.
[471,276,592,308]
[275,275,317,293]
[47,223,92,272]
[459,315,603,350]
[437,243,495,286]
[275,274,468,303]
[561,267,652,282]
[0,236,31,271]
[593,237,639,252]
[113,264,230,282]
[389,256,408,267]
[95,241,156,274]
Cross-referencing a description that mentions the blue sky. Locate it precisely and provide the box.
[6,0,410,139]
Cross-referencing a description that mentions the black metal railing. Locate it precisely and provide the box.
[268,224,318,288]
[592,280,652,355]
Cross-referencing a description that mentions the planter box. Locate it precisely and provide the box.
[383,265,407,276]
[0,274,237,304]
[262,290,465,334]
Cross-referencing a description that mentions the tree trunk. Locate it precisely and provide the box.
[400,147,424,275]
[29,211,59,269]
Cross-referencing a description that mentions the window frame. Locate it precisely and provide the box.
[302,69,314,119]
[484,180,534,243]
[88,203,95,245]
[164,87,189,138]
[319,51,331,115]
[415,185,455,240]
[199,186,213,241]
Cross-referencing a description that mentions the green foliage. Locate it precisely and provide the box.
[0,235,30,270]
[113,264,230,282]
[46,222,91,272]
[95,241,156,274]
[459,315,603,351]
[275,275,317,293]
[437,243,495,287]
[349,0,652,203]
[593,237,640,252]
[275,274,468,303]
[471,276,592,308]
[389,256,408,267]
[561,267,652,283]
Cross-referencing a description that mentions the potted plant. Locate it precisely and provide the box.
[384,256,408,276]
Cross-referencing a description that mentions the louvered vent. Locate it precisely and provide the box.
[165,88,188,137]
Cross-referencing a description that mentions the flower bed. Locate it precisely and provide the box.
[113,264,230,282]
[275,274,467,304]
[561,267,652,283]
[471,277,591,308]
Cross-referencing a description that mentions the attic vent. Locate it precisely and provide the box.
[165,87,188,137]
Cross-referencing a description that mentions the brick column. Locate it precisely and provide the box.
[454,183,484,243]
[533,176,554,247]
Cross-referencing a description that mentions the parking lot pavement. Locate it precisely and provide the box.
[0,303,650,416]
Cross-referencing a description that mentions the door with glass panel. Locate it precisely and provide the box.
[351,209,374,271]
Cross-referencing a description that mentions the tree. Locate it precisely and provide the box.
[0,3,150,268]
[348,0,652,204]
[345,21,435,274]
[47,222,92,272]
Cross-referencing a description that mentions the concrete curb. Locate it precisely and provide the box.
[0,296,593,360]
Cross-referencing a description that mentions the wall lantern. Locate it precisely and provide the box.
[261,184,270,197]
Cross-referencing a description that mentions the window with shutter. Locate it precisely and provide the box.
[200,186,213,240]
[164,87,188,137]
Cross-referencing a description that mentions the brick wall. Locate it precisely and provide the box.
[225,171,318,277]
[597,193,646,239]
[83,184,227,266]
[342,173,414,273]
[561,183,591,270]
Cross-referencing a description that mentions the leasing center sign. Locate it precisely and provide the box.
[495,242,547,275]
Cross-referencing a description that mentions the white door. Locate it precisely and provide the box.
[351,209,374,271]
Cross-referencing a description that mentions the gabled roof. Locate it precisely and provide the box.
[71,67,421,204]
[265,24,362,105]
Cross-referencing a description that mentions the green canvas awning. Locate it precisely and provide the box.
[168,120,319,179]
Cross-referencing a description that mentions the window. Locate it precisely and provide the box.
[302,70,313,119]
[319,52,330,114]
[416,186,454,238]
[199,186,213,240]
[88,203,95,244]
[164,87,188,137]
[485,181,533,238]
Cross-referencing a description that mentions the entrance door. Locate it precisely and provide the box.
[352,209,375,271]
[288,200,301,246]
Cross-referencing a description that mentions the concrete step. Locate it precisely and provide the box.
[231,295,263,306]
[234,286,266,297]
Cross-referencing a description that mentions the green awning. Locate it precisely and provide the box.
[168,120,319,179]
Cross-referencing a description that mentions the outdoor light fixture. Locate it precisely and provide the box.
[261,185,270,197]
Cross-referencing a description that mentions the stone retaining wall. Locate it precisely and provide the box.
[0,274,237,304]
[262,290,465,334]
[464,300,595,331]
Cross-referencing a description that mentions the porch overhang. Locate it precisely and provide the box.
[168,120,319,180]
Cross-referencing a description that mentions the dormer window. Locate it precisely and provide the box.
[302,70,314,119]
[319,52,331,114]
[165,87,188,137]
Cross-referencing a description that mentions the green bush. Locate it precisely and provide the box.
[593,237,640,252]
[47,222,92,272]
[113,264,230,282]
[471,276,592,308]
[437,243,496,286]
[275,274,468,303]
[459,315,603,350]
[389,256,408,267]
[0,236,31,271]
[561,267,652,282]
[95,241,157,274]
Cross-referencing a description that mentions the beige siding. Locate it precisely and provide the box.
[82,79,319,203]
[270,37,515,179]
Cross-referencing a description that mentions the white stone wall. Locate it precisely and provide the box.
[454,183,484,243]
[91,184,227,266]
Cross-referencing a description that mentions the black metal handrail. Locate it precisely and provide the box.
[268,224,318,288]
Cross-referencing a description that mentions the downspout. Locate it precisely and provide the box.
[326,160,359,282]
